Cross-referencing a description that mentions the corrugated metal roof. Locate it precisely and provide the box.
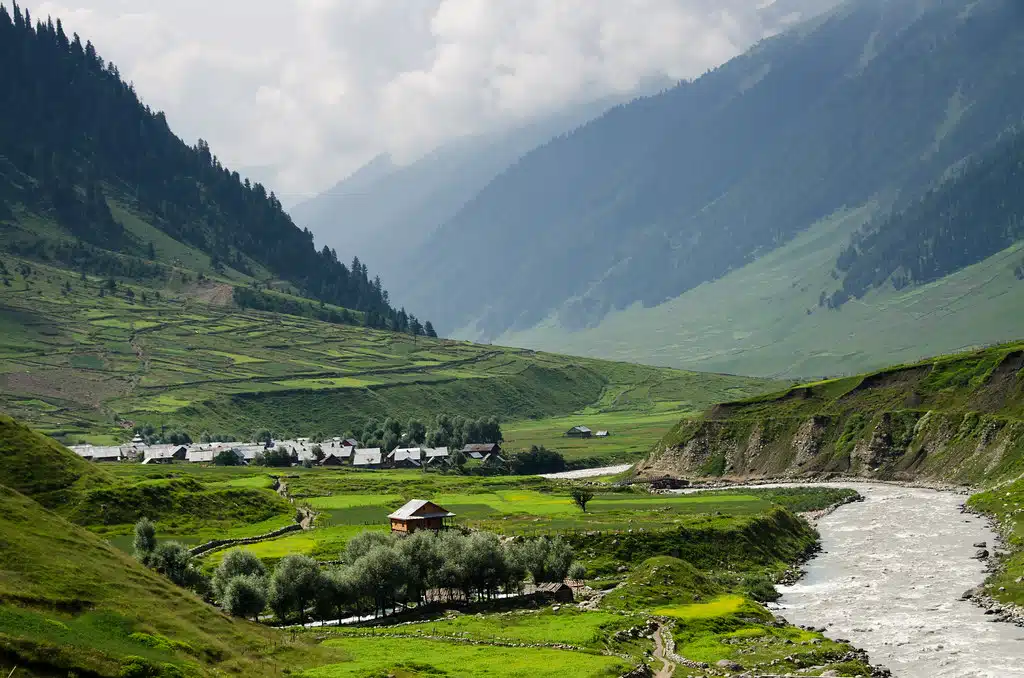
[389,447,423,462]
[353,448,382,465]
[462,443,500,453]
[388,499,455,520]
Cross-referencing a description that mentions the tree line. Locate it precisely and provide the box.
[0,3,435,334]
[133,519,583,624]
[829,126,1024,307]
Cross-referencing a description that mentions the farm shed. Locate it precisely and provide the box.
[534,582,574,603]
[566,426,592,438]
[388,499,456,534]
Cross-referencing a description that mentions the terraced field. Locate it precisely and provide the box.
[0,254,778,462]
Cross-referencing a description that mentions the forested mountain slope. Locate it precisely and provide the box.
[398,0,1024,351]
[0,2,418,330]
[638,341,1024,486]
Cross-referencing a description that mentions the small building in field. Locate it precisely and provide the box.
[388,499,455,534]
[566,426,592,439]
[596,430,610,438]
[533,582,575,603]
[462,443,502,460]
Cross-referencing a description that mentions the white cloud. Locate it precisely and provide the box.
[26,0,834,201]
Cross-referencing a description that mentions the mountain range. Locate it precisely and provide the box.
[335,0,1024,378]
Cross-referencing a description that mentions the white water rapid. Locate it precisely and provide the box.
[776,483,1024,677]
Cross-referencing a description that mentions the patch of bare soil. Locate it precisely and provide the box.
[184,282,234,307]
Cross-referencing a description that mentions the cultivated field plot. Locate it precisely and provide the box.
[0,256,777,460]
[304,636,630,678]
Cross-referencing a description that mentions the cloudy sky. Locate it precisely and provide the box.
[28,0,828,203]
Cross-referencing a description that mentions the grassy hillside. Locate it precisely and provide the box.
[0,484,350,677]
[638,341,1024,485]
[0,413,111,506]
[0,253,777,456]
[502,205,1024,379]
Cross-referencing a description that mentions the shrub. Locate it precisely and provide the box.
[133,517,156,563]
[150,541,205,592]
[223,574,268,621]
[268,555,324,624]
[212,549,267,600]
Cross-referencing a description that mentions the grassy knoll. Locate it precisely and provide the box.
[0,253,777,464]
[0,413,112,507]
[640,340,1024,486]
[601,556,721,612]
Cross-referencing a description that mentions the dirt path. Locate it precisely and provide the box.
[652,624,675,678]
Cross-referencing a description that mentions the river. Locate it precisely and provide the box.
[775,483,1024,677]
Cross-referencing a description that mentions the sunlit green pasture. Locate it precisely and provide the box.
[303,636,629,678]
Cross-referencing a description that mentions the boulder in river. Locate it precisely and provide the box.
[974,542,988,548]
[973,549,990,559]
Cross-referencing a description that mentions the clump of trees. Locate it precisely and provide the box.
[132,518,206,592]
[509,446,566,475]
[205,529,578,624]
[254,446,298,467]
[357,414,503,454]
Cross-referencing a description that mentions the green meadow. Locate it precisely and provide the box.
[0,253,779,464]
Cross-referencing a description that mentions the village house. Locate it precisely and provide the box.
[320,452,348,467]
[141,444,188,464]
[461,443,502,460]
[596,430,610,438]
[353,447,383,469]
[565,425,592,439]
[388,447,423,468]
[69,445,125,462]
[388,499,455,534]
[185,445,245,464]
[424,447,450,465]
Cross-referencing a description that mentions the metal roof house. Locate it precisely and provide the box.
[424,447,450,465]
[320,452,350,467]
[388,447,423,468]
[142,444,188,464]
[596,430,610,438]
[388,499,455,533]
[462,443,502,460]
[70,445,125,462]
[566,425,592,438]
[353,448,383,468]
